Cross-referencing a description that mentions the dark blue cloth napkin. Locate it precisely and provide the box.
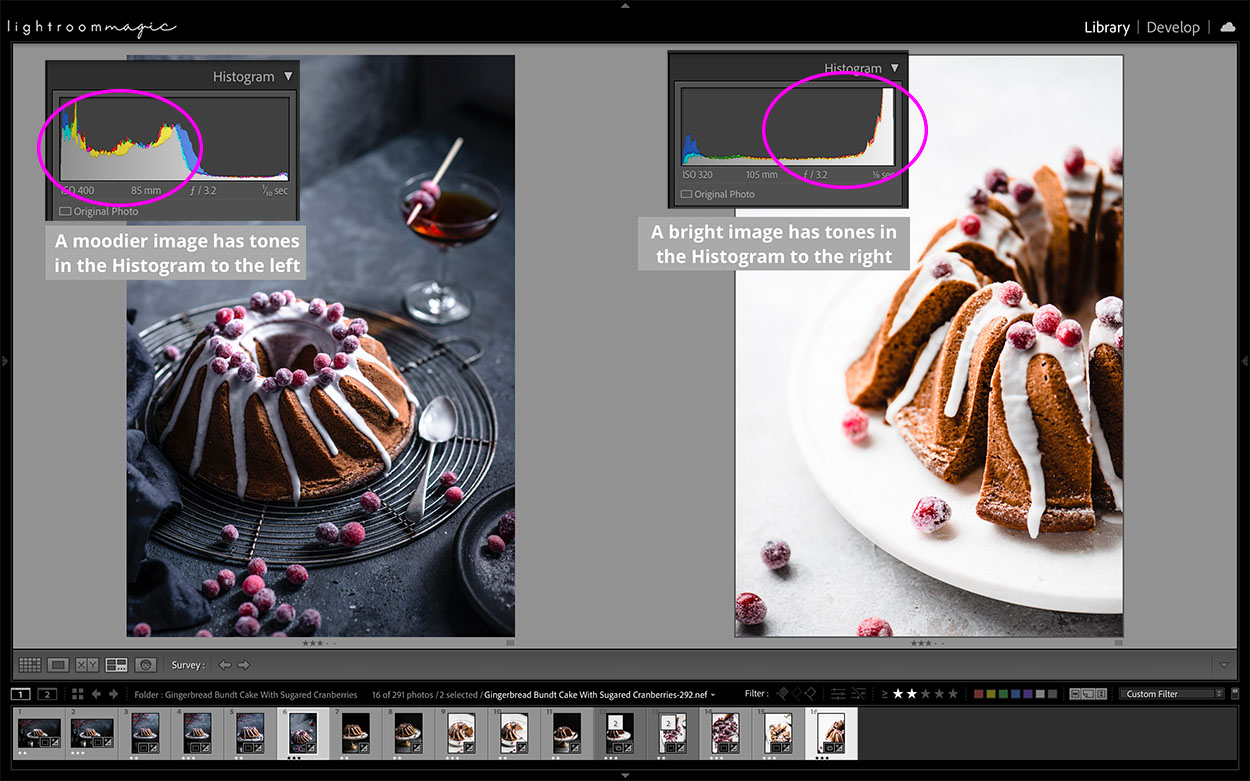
[126,315,208,633]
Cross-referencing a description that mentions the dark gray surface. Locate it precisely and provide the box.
[127,127,515,638]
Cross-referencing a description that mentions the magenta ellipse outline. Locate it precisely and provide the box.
[36,88,205,208]
[761,70,928,190]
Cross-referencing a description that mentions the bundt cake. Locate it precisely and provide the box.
[1033,151,1104,311]
[1096,151,1124,298]
[1089,297,1123,513]
[886,282,1034,483]
[919,200,1037,301]
[155,292,418,503]
[846,252,983,407]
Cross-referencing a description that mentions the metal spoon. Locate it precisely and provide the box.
[406,395,458,521]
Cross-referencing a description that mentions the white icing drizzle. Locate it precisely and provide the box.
[1102,170,1123,210]
[997,330,1090,538]
[943,283,1034,418]
[158,299,418,503]
[998,179,1053,295]
[885,319,950,425]
[1060,161,1099,228]
[1088,318,1123,512]
[923,208,1025,271]
[886,253,978,337]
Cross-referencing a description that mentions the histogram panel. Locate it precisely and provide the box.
[680,86,894,167]
[58,95,290,182]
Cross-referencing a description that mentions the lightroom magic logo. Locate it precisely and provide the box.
[5,18,177,39]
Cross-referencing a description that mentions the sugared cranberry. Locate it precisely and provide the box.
[1007,321,1037,351]
[349,318,368,336]
[326,302,345,321]
[250,292,268,311]
[857,616,893,637]
[208,335,224,352]
[341,521,366,548]
[217,569,236,590]
[760,539,791,569]
[234,616,260,637]
[203,322,220,336]
[498,510,515,541]
[133,622,152,637]
[409,190,436,211]
[260,377,278,393]
[164,344,181,360]
[290,369,308,388]
[215,342,233,360]
[1055,319,1083,347]
[440,470,459,487]
[313,352,332,370]
[968,187,990,212]
[420,180,441,200]
[1033,304,1062,334]
[271,631,288,638]
[1012,182,1035,204]
[283,290,296,304]
[268,291,286,310]
[842,407,869,443]
[959,214,981,237]
[224,320,245,338]
[210,357,229,375]
[274,368,293,387]
[1116,327,1123,351]
[1095,296,1123,326]
[253,588,276,614]
[317,367,336,386]
[929,257,954,278]
[332,352,350,370]
[331,324,350,340]
[985,168,1009,193]
[998,281,1025,307]
[233,305,248,321]
[275,603,296,623]
[241,574,265,596]
[238,602,258,618]
[247,557,267,576]
[237,362,257,382]
[228,350,245,368]
[1110,147,1123,175]
[220,524,239,543]
[196,629,213,637]
[1064,146,1086,176]
[202,579,220,598]
[911,496,952,533]
[487,534,506,554]
[359,491,381,512]
[285,564,308,586]
[735,592,767,625]
[294,608,322,635]
[315,522,340,543]
[341,335,360,353]
[308,298,326,316]
[444,486,464,505]
[216,307,234,326]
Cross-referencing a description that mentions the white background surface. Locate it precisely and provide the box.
[735,56,1124,638]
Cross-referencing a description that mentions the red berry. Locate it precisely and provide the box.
[439,470,459,487]
[326,302,345,321]
[250,292,268,311]
[253,588,277,614]
[290,369,308,388]
[968,187,990,212]
[283,290,296,304]
[133,622,152,637]
[202,579,221,599]
[308,298,326,316]
[332,324,350,340]
[1115,327,1123,351]
[1064,146,1085,176]
[275,603,296,624]
[313,353,332,370]
[217,569,236,590]
[233,305,248,321]
[349,318,368,336]
[247,557,267,576]
[271,632,288,638]
[294,608,322,635]
[234,616,261,637]
[214,342,233,360]
[444,486,464,505]
[841,407,869,443]
[857,617,893,637]
[285,564,308,586]
[1033,304,1062,334]
[1006,321,1037,351]
[332,352,350,370]
[215,307,234,326]
[228,350,245,369]
[210,357,229,375]
[341,335,360,353]
[223,320,245,338]
[929,257,953,278]
[341,521,366,548]
[487,534,506,554]
[959,214,981,237]
[1110,146,1123,175]
[220,524,239,543]
[410,190,436,211]
[359,491,381,512]
[498,510,515,541]
[910,496,952,533]
[1095,296,1123,326]
[735,592,767,625]
[196,629,213,637]
[268,292,286,310]
[1055,319,1083,347]
[997,281,1024,307]
[163,345,181,360]
[420,180,441,200]
[316,367,337,386]
[1011,182,1035,204]
[315,522,339,543]
[985,168,1009,193]
[241,574,265,596]
[237,361,257,381]
[274,368,293,387]
[238,601,259,618]
[760,539,791,569]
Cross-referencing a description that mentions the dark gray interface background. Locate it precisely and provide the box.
[9,44,1238,665]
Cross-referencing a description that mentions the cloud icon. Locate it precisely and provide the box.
[1221,21,1236,32]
